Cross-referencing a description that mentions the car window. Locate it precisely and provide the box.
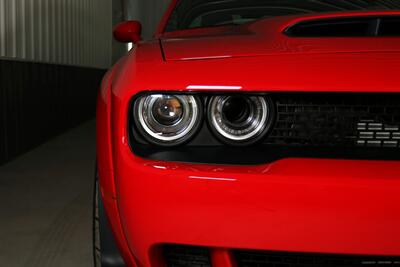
[165,0,400,32]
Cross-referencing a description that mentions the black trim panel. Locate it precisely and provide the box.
[129,92,400,165]
[132,144,400,165]
[234,249,400,267]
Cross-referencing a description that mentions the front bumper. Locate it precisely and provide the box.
[110,150,400,267]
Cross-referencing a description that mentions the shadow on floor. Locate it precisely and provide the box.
[0,120,96,267]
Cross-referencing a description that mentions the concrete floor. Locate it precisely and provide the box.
[0,121,95,267]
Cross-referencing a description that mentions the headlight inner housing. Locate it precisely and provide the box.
[208,95,273,145]
[134,94,203,146]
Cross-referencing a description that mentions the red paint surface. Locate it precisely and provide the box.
[113,21,142,43]
[97,7,400,267]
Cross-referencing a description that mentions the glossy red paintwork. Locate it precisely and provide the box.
[96,4,400,267]
[113,21,142,43]
[161,11,400,61]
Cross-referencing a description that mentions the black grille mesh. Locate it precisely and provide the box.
[234,250,400,267]
[267,94,400,148]
[164,245,211,267]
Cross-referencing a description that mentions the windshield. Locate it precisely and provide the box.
[165,0,400,32]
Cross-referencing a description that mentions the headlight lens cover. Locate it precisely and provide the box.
[134,94,202,146]
[208,95,272,145]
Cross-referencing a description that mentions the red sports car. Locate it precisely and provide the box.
[95,1,400,266]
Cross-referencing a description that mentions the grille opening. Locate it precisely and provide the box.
[286,16,400,37]
[164,244,211,267]
[380,17,400,36]
[268,94,400,148]
[234,250,400,267]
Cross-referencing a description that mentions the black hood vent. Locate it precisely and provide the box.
[286,16,400,37]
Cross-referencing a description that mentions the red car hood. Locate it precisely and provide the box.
[160,11,400,61]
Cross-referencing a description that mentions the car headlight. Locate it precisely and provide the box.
[133,94,202,146]
[208,95,272,145]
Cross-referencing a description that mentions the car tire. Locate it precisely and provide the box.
[93,168,126,267]
[94,176,102,267]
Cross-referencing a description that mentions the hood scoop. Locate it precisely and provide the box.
[161,11,400,62]
[285,16,400,37]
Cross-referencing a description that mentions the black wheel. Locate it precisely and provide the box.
[94,177,102,267]
[93,168,126,267]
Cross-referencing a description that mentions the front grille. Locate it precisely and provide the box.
[164,245,211,267]
[268,94,400,148]
[130,93,400,165]
[234,250,400,267]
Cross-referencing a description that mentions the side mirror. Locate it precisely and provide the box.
[113,21,142,43]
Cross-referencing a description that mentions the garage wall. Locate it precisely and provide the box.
[0,60,105,165]
[0,0,172,165]
[0,0,112,69]
[123,0,170,39]
[0,0,113,165]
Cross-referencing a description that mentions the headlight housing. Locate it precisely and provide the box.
[133,94,203,146]
[208,95,273,145]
